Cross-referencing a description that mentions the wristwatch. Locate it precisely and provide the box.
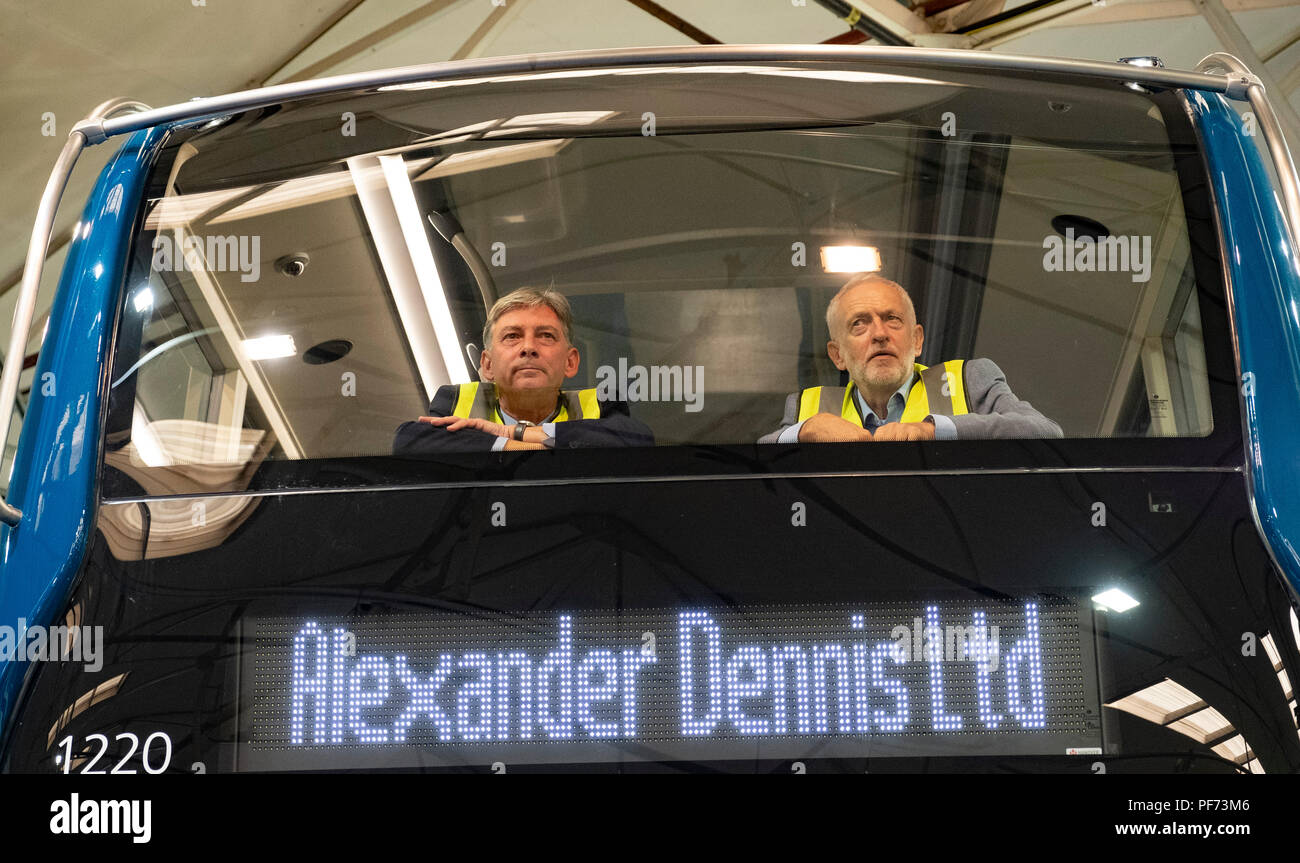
[512,421,536,441]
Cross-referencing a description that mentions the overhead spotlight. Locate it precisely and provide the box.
[1119,56,1164,69]
[1118,57,1163,93]
[820,245,882,274]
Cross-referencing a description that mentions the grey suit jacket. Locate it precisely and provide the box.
[758,358,1063,443]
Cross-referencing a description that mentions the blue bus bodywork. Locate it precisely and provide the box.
[0,128,166,730]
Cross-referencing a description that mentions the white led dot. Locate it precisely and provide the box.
[925,606,963,732]
[970,611,1003,729]
[851,643,872,733]
[771,645,812,735]
[725,645,771,735]
[679,611,723,736]
[496,652,533,741]
[393,654,453,742]
[575,650,621,738]
[290,622,329,745]
[1006,603,1047,728]
[870,641,910,732]
[348,656,391,744]
[810,645,853,733]
[535,616,575,739]
[456,653,495,740]
[620,648,655,737]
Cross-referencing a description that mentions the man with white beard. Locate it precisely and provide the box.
[760,275,1061,443]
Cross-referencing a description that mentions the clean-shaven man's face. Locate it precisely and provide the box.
[479,305,579,393]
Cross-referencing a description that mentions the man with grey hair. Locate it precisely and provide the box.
[395,287,653,453]
[760,275,1061,443]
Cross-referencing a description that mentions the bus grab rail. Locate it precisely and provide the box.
[0,45,1291,527]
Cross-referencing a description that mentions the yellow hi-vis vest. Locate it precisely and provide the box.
[450,382,602,423]
[795,360,969,424]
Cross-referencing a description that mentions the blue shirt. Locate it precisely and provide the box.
[776,374,958,443]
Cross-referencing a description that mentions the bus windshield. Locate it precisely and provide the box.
[105,61,1231,496]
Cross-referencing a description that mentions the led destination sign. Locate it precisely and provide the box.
[241,599,1100,768]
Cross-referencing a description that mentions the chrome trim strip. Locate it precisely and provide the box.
[0,99,151,527]
[97,45,1252,143]
[100,464,1243,506]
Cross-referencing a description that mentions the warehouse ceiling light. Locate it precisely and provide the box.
[241,334,297,361]
[820,245,881,273]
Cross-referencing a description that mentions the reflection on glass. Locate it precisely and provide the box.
[1106,678,1257,770]
[46,673,128,750]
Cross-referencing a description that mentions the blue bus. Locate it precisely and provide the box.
[2,46,1298,773]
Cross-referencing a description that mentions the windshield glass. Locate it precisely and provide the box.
[105,61,1231,495]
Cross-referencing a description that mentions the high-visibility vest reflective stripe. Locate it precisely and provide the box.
[796,360,969,424]
[449,382,602,422]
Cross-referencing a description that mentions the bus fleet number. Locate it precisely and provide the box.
[55,732,173,775]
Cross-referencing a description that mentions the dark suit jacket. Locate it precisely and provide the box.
[393,384,655,454]
[759,358,1063,442]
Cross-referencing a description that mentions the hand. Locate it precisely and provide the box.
[870,421,935,441]
[503,439,546,451]
[419,415,510,438]
[799,413,872,442]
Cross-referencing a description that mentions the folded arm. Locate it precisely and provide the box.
[392,385,500,454]
[394,388,654,453]
[554,402,654,448]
